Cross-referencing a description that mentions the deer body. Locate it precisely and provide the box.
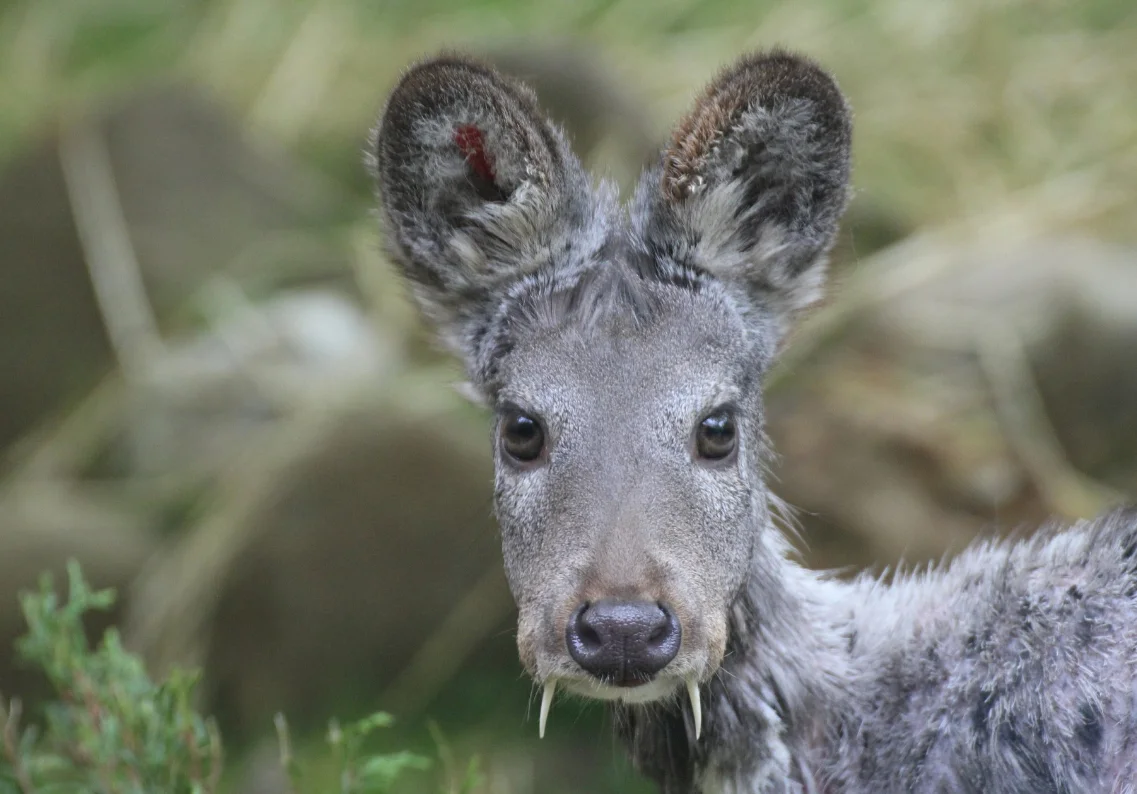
[369,50,1137,792]
[625,506,1137,792]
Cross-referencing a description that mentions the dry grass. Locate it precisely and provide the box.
[1,0,1135,241]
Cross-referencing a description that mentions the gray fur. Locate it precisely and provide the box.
[370,49,1137,793]
[370,54,618,383]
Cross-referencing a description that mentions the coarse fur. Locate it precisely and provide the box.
[369,49,1137,793]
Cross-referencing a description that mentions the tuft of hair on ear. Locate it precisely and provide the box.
[369,52,597,361]
[633,49,853,332]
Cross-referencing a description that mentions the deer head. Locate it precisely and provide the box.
[370,49,851,737]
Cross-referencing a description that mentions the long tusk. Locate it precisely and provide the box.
[687,677,702,741]
[539,680,556,739]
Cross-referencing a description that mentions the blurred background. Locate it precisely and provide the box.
[1,0,1136,791]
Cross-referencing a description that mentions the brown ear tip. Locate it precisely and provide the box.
[722,48,847,110]
[389,50,540,103]
[661,48,850,201]
[377,50,542,145]
[383,53,486,111]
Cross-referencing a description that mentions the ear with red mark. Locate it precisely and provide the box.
[453,124,497,190]
[370,55,593,354]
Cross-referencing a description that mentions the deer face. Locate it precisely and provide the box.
[370,51,850,728]
[491,277,769,706]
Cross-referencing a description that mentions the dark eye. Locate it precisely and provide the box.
[500,409,546,464]
[695,410,737,462]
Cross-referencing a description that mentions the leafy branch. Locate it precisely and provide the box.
[0,562,468,794]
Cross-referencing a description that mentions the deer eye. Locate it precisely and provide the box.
[695,410,737,462]
[500,409,546,464]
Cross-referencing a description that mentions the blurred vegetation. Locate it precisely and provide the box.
[1,0,1135,792]
[0,562,441,794]
[1,0,1135,237]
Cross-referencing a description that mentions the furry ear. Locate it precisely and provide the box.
[370,54,596,358]
[632,50,852,331]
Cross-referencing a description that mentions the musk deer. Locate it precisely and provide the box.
[369,50,1137,793]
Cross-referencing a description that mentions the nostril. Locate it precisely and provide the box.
[647,604,672,644]
[645,603,681,661]
[579,625,602,648]
[566,603,601,659]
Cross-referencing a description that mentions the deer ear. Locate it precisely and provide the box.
[370,54,594,357]
[632,50,852,332]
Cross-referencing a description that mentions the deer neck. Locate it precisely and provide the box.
[617,531,851,793]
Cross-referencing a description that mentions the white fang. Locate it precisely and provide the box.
[539,680,556,738]
[687,677,702,740]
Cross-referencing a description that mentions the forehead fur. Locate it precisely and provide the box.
[470,232,779,397]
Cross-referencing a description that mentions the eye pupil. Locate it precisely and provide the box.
[501,410,546,463]
[696,411,737,461]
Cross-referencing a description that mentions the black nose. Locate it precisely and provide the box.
[566,599,681,685]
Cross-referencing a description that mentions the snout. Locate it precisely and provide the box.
[565,599,681,685]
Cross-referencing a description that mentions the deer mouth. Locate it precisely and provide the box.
[537,673,703,739]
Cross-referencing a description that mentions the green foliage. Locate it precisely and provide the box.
[0,562,449,794]
[0,562,220,794]
[324,714,433,793]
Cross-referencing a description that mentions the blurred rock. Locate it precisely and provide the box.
[0,134,112,456]
[0,82,353,457]
[121,385,511,736]
[1030,252,1137,487]
[768,234,1137,570]
[105,288,398,480]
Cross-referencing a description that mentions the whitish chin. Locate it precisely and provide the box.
[561,675,682,704]
[538,675,704,741]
